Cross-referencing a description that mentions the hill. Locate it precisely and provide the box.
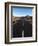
[11,16,32,24]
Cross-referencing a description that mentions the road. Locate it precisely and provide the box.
[11,18,32,38]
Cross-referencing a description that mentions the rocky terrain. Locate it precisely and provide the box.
[11,16,32,38]
[12,16,32,24]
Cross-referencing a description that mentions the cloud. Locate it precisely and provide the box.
[13,13,32,17]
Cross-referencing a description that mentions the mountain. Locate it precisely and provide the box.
[12,16,32,24]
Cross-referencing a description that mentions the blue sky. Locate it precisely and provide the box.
[12,7,32,17]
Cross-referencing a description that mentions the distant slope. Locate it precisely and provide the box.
[11,16,32,24]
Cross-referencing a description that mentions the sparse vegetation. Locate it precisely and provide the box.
[11,16,32,38]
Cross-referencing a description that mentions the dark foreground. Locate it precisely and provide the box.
[11,16,32,38]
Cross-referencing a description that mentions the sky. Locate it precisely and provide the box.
[11,7,32,17]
